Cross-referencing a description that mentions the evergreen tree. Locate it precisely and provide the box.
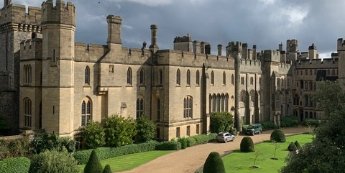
[84,150,103,173]
[102,164,112,173]
[203,152,225,173]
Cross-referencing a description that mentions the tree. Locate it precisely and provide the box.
[252,150,261,168]
[282,81,345,173]
[29,149,79,173]
[102,165,112,173]
[84,150,103,173]
[210,112,234,133]
[82,122,105,149]
[103,115,137,147]
[240,137,255,152]
[203,152,225,173]
[135,116,156,143]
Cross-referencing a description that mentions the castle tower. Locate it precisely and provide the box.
[41,0,76,135]
[0,0,41,133]
[229,41,242,132]
[3,0,11,7]
[308,43,318,59]
[337,38,345,84]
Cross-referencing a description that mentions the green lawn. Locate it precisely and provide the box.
[223,134,313,173]
[79,150,172,172]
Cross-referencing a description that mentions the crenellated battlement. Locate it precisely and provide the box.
[296,58,338,68]
[240,59,261,66]
[0,4,41,30]
[74,42,108,62]
[19,38,42,60]
[157,49,235,69]
[41,0,75,26]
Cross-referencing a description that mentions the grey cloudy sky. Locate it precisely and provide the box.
[3,0,345,57]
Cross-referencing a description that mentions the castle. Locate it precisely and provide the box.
[0,0,343,140]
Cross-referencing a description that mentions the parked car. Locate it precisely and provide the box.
[244,124,262,136]
[217,132,235,143]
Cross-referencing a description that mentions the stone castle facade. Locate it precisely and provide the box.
[0,0,343,140]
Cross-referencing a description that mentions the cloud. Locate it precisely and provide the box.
[106,0,173,7]
[2,0,345,57]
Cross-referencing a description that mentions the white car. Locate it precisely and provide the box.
[217,132,235,143]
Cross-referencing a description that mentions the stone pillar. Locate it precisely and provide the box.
[149,24,159,52]
[217,44,222,56]
[230,42,242,132]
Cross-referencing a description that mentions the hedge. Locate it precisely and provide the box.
[155,141,181,151]
[0,157,30,173]
[74,140,158,164]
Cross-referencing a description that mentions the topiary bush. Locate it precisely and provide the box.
[287,142,297,151]
[155,141,181,150]
[81,122,105,149]
[0,157,30,173]
[270,129,286,143]
[29,149,79,173]
[135,116,156,143]
[294,141,302,150]
[240,137,255,152]
[84,150,103,173]
[102,164,112,173]
[203,152,225,173]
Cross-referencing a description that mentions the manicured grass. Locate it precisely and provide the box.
[222,134,313,173]
[79,150,172,172]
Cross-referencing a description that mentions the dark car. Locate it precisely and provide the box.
[245,124,262,136]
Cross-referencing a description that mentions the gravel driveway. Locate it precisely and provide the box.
[120,127,310,173]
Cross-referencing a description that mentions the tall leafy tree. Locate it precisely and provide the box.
[282,81,345,173]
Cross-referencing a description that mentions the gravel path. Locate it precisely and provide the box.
[120,127,310,173]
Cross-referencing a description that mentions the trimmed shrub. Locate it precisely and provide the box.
[261,121,278,130]
[280,116,299,127]
[74,141,158,164]
[30,132,75,154]
[287,142,297,151]
[186,137,196,147]
[295,141,302,150]
[240,137,255,152]
[103,115,136,147]
[270,129,286,143]
[82,122,105,149]
[0,136,30,159]
[303,119,322,127]
[178,138,188,149]
[103,164,112,173]
[192,133,217,145]
[135,116,156,143]
[0,157,30,173]
[210,112,234,133]
[203,152,225,173]
[84,150,103,173]
[155,141,181,150]
[29,149,79,173]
